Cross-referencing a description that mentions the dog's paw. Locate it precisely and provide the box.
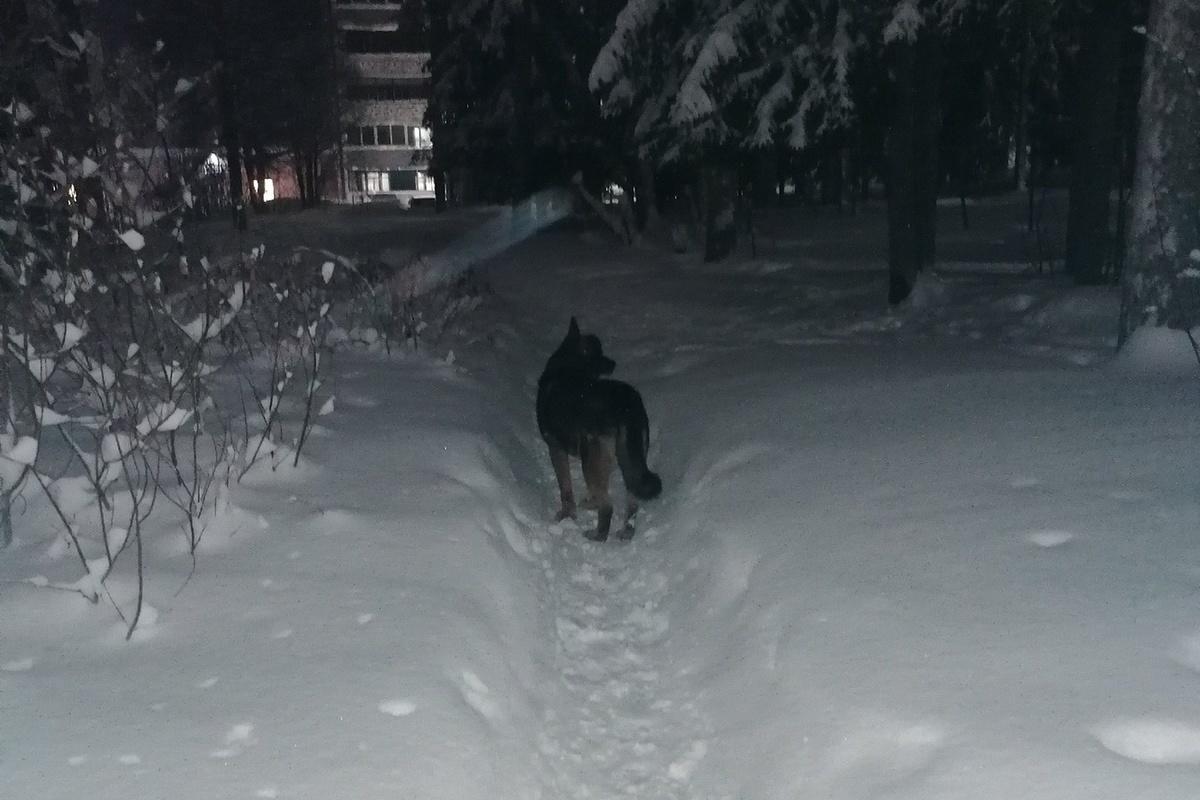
[583,527,609,543]
[554,506,576,522]
[616,523,636,542]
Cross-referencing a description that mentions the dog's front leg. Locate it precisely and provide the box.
[549,445,576,521]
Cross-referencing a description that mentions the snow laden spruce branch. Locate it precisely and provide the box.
[590,0,971,158]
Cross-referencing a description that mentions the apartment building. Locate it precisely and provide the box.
[334,0,434,206]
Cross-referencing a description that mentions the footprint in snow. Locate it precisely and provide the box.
[117,754,142,766]
[378,699,417,717]
[1025,529,1075,548]
[1,657,35,672]
[357,613,374,626]
[270,626,294,640]
[1093,718,1200,764]
[339,392,378,409]
[225,722,255,744]
[668,740,708,782]
[67,755,88,766]
[1009,476,1041,489]
[1171,632,1200,673]
[196,676,219,689]
[826,716,945,776]
[211,722,257,759]
[457,670,502,722]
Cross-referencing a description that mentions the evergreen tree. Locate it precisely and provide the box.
[590,0,858,260]
[427,0,623,203]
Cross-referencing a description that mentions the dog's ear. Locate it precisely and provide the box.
[566,317,580,339]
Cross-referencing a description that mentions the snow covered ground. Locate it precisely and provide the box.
[3,200,1200,799]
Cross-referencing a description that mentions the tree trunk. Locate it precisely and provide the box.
[434,170,447,212]
[213,0,247,231]
[424,0,449,211]
[913,32,941,268]
[958,144,971,231]
[1066,0,1125,285]
[1,484,11,549]
[248,155,265,209]
[703,164,738,262]
[635,157,662,232]
[887,29,942,304]
[751,148,777,209]
[218,87,246,228]
[309,151,321,206]
[1119,0,1200,343]
[820,145,844,207]
[508,0,534,202]
[1013,2,1033,189]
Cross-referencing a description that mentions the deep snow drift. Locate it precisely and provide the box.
[3,200,1200,800]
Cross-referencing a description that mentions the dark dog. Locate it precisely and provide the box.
[536,318,662,541]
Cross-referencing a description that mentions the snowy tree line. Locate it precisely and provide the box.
[424,0,1199,334]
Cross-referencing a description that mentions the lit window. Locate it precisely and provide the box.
[254,178,275,202]
[363,171,377,192]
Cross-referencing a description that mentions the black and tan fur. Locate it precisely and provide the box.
[536,318,662,541]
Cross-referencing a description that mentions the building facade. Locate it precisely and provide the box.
[333,0,434,206]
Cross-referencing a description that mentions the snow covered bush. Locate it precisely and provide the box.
[0,5,365,637]
[1,1,495,637]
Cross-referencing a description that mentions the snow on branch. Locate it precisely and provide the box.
[884,0,925,44]
[590,0,669,91]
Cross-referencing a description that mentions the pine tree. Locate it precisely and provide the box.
[427,0,621,203]
[590,0,858,259]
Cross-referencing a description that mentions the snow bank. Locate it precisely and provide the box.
[1114,325,1200,377]
[648,353,1200,800]
[0,350,557,800]
[5,202,1200,800]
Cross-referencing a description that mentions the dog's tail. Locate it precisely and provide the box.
[616,395,662,501]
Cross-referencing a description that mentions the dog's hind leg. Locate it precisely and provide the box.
[581,437,615,542]
[549,445,576,521]
[617,497,638,541]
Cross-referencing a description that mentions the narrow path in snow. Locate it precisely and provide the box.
[533,514,711,799]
